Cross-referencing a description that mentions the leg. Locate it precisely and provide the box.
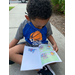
[36,63,56,72]
[37,63,56,75]
[9,44,25,65]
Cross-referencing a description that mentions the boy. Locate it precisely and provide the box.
[9,0,58,75]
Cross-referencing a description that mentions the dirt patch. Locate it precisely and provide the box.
[49,13,65,36]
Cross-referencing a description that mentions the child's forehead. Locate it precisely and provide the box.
[31,18,49,24]
[33,18,49,22]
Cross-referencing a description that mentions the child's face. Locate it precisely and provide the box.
[25,15,50,29]
[30,18,50,29]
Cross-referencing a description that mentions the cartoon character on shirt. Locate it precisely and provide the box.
[30,31,42,45]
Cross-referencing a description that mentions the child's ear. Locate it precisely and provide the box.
[25,15,30,21]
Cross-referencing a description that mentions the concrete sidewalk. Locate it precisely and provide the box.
[9,3,65,75]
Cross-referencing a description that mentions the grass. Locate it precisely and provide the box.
[9,6,15,11]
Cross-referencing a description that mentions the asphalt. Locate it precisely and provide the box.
[9,3,65,75]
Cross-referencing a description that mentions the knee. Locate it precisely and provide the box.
[9,48,14,59]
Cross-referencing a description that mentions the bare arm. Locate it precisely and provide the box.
[48,35,58,52]
[9,38,19,49]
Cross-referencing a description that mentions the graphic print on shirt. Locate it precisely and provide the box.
[30,31,42,45]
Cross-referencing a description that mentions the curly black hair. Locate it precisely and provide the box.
[26,0,52,20]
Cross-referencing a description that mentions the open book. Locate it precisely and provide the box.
[21,44,62,71]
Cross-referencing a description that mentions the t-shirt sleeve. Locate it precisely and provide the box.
[15,19,28,40]
[46,21,53,38]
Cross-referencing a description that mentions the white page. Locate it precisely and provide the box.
[20,46,42,71]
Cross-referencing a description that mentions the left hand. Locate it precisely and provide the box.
[53,44,58,52]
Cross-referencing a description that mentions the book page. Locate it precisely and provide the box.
[39,44,62,66]
[21,46,42,71]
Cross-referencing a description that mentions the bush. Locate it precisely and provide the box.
[51,0,65,14]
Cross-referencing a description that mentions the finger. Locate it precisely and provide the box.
[53,48,56,51]
[56,48,58,52]
[53,48,55,51]
[53,46,55,50]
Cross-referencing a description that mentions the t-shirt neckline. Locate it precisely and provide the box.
[29,22,45,31]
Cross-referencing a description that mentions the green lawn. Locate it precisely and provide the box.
[9,7,15,11]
